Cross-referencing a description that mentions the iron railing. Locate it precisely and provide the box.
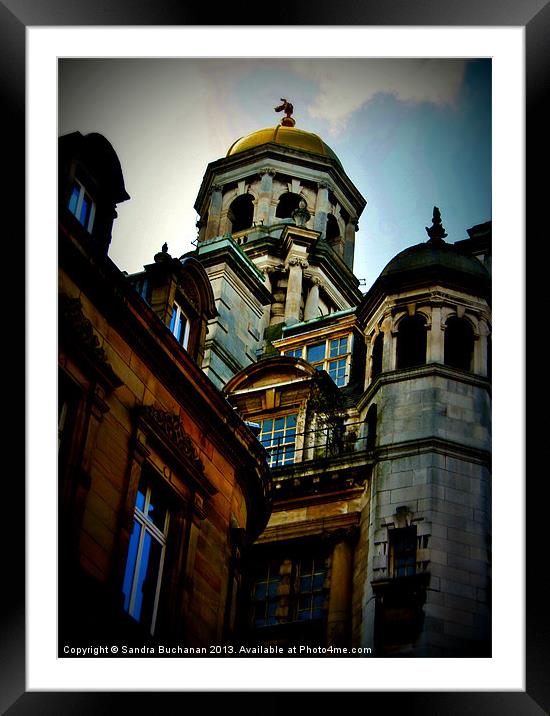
[261,421,372,468]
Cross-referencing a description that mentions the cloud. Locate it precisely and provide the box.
[290,59,467,134]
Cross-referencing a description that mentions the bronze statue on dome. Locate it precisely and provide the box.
[274,98,296,127]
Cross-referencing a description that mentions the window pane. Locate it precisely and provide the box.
[306,343,325,363]
[178,316,188,347]
[78,195,90,226]
[122,519,142,612]
[133,531,163,625]
[68,184,80,215]
[329,337,348,357]
[286,348,303,358]
[169,304,178,336]
[147,486,168,531]
[135,478,147,513]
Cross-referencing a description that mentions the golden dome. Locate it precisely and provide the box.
[226,126,341,165]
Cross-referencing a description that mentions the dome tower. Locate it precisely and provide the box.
[193,103,366,388]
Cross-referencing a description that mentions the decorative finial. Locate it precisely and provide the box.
[274,98,296,127]
[425,206,447,245]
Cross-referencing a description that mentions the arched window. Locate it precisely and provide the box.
[444,316,474,371]
[371,332,384,380]
[229,194,254,233]
[275,192,302,219]
[326,213,340,242]
[396,314,427,369]
[366,403,377,450]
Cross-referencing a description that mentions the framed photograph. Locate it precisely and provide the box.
[6,2,543,712]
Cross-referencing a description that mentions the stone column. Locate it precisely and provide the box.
[327,531,355,648]
[284,258,306,325]
[343,218,358,269]
[428,305,444,364]
[381,315,393,372]
[314,181,330,238]
[257,168,276,226]
[205,184,223,241]
[303,277,322,321]
[476,320,489,376]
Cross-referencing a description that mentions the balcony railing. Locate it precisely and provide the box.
[261,421,372,468]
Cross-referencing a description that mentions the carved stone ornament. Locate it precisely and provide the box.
[140,405,205,476]
[259,167,277,178]
[59,293,121,389]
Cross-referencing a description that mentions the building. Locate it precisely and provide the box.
[58,105,491,657]
[58,131,271,649]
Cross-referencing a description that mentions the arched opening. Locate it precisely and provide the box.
[326,213,340,242]
[276,192,302,220]
[371,332,384,381]
[444,316,474,371]
[366,403,377,450]
[229,194,254,233]
[396,314,427,369]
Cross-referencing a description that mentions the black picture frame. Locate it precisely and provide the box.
[5,1,543,712]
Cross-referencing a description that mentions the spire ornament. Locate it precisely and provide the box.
[425,206,448,245]
[274,98,296,127]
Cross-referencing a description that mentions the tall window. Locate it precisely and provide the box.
[275,192,302,219]
[229,194,254,233]
[258,414,297,467]
[371,332,384,380]
[444,316,474,371]
[396,315,427,369]
[250,559,283,627]
[389,526,417,578]
[122,474,170,634]
[285,335,352,387]
[326,213,340,243]
[250,554,328,628]
[169,301,190,349]
[68,179,95,233]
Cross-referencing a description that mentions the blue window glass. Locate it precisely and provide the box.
[122,477,169,634]
[306,343,325,364]
[68,185,79,215]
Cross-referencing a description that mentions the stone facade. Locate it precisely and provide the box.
[58,132,271,649]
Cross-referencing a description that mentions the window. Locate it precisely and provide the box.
[295,557,327,621]
[326,213,340,243]
[122,474,170,634]
[68,179,95,233]
[229,194,254,233]
[371,332,384,380]
[258,413,297,467]
[285,335,351,387]
[444,316,474,371]
[396,315,427,369]
[389,526,417,578]
[285,347,304,359]
[250,559,283,627]
[169,301,190,349]
[250,554,328,628]
[275,192,302,219]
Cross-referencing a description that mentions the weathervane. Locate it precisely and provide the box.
[274,98,296,127]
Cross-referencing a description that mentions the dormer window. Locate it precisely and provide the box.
[284,334,352,387]
[68,179,95,233]
[169,301,190,349]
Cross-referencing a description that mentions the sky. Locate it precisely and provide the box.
[58,58,491,290]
